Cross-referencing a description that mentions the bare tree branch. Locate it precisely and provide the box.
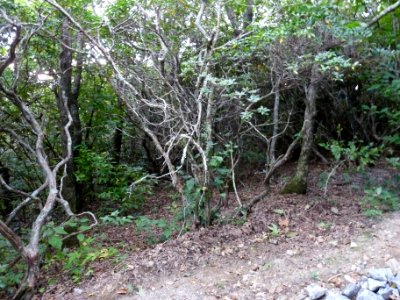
[367,1,400,27]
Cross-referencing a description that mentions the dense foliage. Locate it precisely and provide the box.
[0,0,399,298]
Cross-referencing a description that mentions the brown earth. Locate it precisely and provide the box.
[42,164,400,300]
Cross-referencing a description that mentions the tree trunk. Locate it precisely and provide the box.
[111,120,123,164]
[267,75,281,174]
[0,161,12,216]
[281,66,318,194]
[12,255,39,300]
[57,17,83,211]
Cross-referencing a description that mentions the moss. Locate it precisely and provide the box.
[281,175,307,194]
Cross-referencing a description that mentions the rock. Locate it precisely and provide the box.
[331,207,340,215]
[356,289,385,300]
[367,278,387,292]
[391,273,400,290]
[360,277,369,289]
[73,288,83,295]
[342,283,361,299]
[325,292,350,300]
[368,269,393,282]
[377,286,396,300]
[386,258,400,275]
[344,275,357,283]
[350,242,358,248]
[306,284,327,300]
[391,289,400,298]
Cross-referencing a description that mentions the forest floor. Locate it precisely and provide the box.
[42,163,400,300]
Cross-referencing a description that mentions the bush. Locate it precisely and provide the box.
[362,157,400,217]
[75,146,155,214]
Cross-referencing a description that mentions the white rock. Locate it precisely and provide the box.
[386,258,400,275]
[73,288,84,295]
[368,268,393,282]
[356,289,385,300]
[367,278,386,292]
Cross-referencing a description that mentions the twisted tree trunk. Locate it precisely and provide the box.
[57,17,84,212]
[281,65,318,194]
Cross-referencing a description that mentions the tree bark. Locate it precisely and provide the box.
[57,17,83,212]
[268,75,281,168]
[281,65,318,194]
[0,161,12,216]
[111,119,123,164]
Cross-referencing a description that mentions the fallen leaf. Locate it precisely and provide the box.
[278,218,289,229]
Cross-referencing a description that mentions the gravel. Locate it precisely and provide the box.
[304,259,400,300]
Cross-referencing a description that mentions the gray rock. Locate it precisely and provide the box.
[325,292,350,300]
[377,286,396,300]
[368,268,393,282]
[306,284,326,300]
[360,276,369,289]
[392,289,400,298]
[391,273,400,290]
[342,283,361,299]
[386,258,400,275]
[356,289,385,300]
[367,278,386,292]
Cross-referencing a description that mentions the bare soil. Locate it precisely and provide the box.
[42,164,400,300]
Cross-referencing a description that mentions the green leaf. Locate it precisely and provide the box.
[48,236,62,250]
[376,187,383,195]
[78,225,91,231]
[273,208,285,215]
[209,156,223,167]
[54,227,68,235]
[345,21,360,29]
[77,234,85,242]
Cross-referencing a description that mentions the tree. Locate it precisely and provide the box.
[56,16,84,212]
[0,7,97,298]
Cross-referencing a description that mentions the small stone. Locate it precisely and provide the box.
[306,284,326,300]
[367,278,387,292]
[342,283,361,298]
[331,207,340,215]
[344,275,357,283]
[356,289,385,300]
[325,292,350,300]
[391,289,400,298]
[73,288,83,295]
[386,258,400,275]
[368,268,394,282]
[377,286,395,300]
[350,242,358,248]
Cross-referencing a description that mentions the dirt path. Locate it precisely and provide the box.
[47,211,400,300]
[128,212,400,300]
[44,166,399,300]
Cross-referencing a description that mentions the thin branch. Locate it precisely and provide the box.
[367,1,400,27]
[6,181,47,225]
[195,0,211,42]
[0,220,25,255]
[0,12,21,76]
